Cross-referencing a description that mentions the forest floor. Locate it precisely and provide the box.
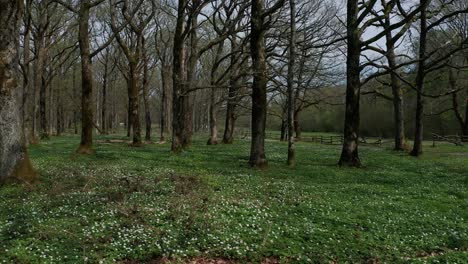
[1,134,467,263]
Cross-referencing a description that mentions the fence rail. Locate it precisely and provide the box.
[432,134,467,147]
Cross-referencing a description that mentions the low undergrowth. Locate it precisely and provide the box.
[0,135,467,263]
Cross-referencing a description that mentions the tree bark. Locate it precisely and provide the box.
[280,117,287,141]
[128,61,142,146]
[207,43,224,145]
[249,0,269,168]
[294,110,302,141]
[385,15,406,151]
[0,0,36,183]
[410,2,427,157]
[76,3,94,154]
[287,0,296,166]
[449,68,468,137]
[171,0,188,152]
[142,42,151,142]
[339,0,361,167]
[222,39,240,144]
[101,52,108,135]
[160,65,172,142]
[22,0,32,138]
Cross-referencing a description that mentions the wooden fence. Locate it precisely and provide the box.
[432,134,467,147]
[239,130,387,147]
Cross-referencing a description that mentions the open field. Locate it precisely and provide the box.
[1,135,467,263]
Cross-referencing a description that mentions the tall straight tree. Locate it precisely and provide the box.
[0,0,36,182]
[339,0,362,166]
[408,0,468,156]
[286,0,296,166]
[339,0,423,166]
[249,0,285,168]
[55,0,116,154]
[410,0,428,156]
[172,0,190,152]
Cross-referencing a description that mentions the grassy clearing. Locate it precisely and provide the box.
[1,134,467,263]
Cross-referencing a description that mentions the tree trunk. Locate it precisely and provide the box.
[339,0,361,167]
[128,61,142,146]
[287,0,296,166]
[249,0,269,168]
[222,39,239,144]
[183,9,199,149]
[385,17,406,151]
[207,43,224,145]
[294,110,302,141]
[280,118,287,141]
[76,4,94,154]
[464,93,468,137]
[410,3,427,157]
[449,68,468,137]
[127,96,131,137]
[0,0,36,183]
[172,0,188,152]
[22,0,32,138]
[101,54,108,135]
[207,90,218,145]
[142,50,151,142]
[160,65,172,142]
[39,58,49,139]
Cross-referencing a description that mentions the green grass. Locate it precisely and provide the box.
[1,134,467,263]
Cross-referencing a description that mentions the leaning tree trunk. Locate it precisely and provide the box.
[0,0,36,183]
[339,0,361,167]
[76,5,95,154]
[249,0,269,168]
[410,3,427,157]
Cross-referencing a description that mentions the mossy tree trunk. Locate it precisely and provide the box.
[0,0,36,183]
